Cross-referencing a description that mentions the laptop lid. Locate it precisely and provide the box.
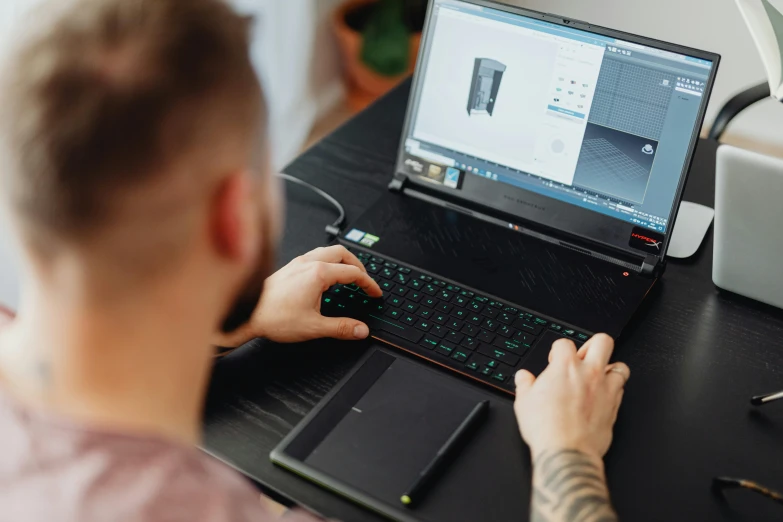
[392,0,720,267]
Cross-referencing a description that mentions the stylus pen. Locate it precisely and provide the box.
[751,390,783,406]
[400,400,490,507]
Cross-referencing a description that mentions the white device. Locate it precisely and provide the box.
[668,201,715,259]
[714,145,783,309]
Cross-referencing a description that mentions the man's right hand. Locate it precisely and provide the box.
[513,334,629,458]
[513,334,629,522]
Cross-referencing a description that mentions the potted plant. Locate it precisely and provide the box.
[335,0,428,111]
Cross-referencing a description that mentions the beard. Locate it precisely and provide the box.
[219,216,277,334]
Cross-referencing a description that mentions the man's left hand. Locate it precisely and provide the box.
[215,246,382,347]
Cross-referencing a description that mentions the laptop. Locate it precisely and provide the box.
[323,0,720,394]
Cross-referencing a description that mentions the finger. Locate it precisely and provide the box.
[314,263,383,297]
[315,315,371,341]
[582,333,615,368]
[302,246,366,272]
[548,338,578,366]
[605,362,631,393]
[514,370,535,398]
[576,332,613,360]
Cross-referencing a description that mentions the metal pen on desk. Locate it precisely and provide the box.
[751,390,783,406]
[400,400,490,508]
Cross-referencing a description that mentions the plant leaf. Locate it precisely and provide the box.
[361,0,411,77]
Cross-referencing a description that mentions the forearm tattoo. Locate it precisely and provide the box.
[530,449,618,522]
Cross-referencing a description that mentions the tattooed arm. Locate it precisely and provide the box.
[513,334,630,522]
[530,449,617,522]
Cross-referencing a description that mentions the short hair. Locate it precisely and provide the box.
[0,0,264,249]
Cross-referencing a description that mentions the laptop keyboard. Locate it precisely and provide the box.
[321,247,592,393]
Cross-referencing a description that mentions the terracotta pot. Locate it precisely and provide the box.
[334,0,422,112]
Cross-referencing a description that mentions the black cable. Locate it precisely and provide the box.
[276,172,346,238]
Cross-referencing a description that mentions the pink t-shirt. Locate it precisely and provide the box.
[0,389,321,522]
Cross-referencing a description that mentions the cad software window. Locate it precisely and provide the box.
[404,0,712,233]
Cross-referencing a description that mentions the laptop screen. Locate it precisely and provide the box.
[397,0,715,244]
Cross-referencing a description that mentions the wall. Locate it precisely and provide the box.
[507,0,783,153]
[231,0,345,170]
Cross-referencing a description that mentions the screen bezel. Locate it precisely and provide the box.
[393,0,721,263]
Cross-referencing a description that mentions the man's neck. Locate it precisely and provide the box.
[0,272,217,446]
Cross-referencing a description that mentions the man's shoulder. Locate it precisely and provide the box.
[0,413,275,522]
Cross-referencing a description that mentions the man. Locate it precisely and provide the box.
[0,0,630,521]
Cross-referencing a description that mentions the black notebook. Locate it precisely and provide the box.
[271,348,531,522]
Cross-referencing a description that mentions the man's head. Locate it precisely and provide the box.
[0,0,281,332]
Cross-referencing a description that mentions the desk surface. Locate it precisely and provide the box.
[204,80,783,522]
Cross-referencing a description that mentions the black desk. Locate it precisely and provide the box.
[204,80,783,522]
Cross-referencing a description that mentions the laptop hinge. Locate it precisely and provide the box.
[401,186,653,276]
[388,173,407,192]
[641,255,659,277]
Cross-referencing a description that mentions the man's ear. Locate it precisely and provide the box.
[210,171,259,264]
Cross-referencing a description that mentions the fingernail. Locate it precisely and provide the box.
[354,324,369,339]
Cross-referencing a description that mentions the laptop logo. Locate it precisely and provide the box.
[629,226,664,253]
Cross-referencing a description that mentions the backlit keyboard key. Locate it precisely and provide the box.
[513,319,542,335]
[394,273,410,285]
[461,324,479,336]
[461,337,479,351]
[393,286,409,297]
[433,314,448,325]
[493,337,528,353]
[468,302,484,313]
[385,308,402,320]
[417,309,433,319]
[477,330,495,343]
[451,308,469,320]
[407,291,423,302]
[436,303,453,313]
[483,319,499,331]
[437,290,454,301]
[430,325,447,338]
[446,330,464,344]
[420,337,439,350]
[478,345,520,366]
[421,297,438,308]
[452,295,469,307]
[497,313,513,324]
[452,350,470,363]
[512,332,535,346]
[481,307,499,319]
[436,341,455,356]
[415,320,432,332]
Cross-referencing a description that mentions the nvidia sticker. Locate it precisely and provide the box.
[345,229,380,248]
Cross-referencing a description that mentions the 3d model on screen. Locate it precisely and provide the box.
[467,58,507,116]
